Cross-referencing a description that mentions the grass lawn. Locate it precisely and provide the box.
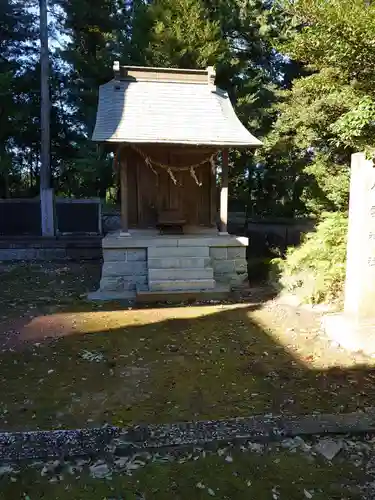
[0,445,367,499]
[1,262,375,431]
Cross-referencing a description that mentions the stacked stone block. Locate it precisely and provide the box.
[94,233,249,299]
[210,246,247,286]
[100,248,148,292]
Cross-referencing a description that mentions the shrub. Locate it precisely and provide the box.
[270,212,348,304]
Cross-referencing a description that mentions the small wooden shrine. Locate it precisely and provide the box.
[90,63,261,301]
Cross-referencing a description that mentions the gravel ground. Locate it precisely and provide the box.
[1,434,375,499]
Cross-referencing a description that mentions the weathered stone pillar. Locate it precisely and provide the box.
[344,153,375,316]
[120,151,130,236]
[219,149,229,235]
[323,152,375,354]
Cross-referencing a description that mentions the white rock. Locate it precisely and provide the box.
[126,461,145,471]
[225,455,233,463]
[114,457,129,469]
[80,350,104,363]
[40,460,61,476]
[296,436,312,453]
[304,489,313,498]
[0,465,14,475]
[208,488,215,496]
[314,439,342,461]
[248,442,264,453]
[75,459,89,467]
[282,436,311,453]
[89,462,110,479]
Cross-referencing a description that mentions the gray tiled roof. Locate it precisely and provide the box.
[92,78,262,147]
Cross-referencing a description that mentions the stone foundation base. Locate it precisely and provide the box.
[322,313,375,355]
[90,230,249,301]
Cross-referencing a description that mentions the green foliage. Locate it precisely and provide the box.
[259,0,375,216]
[203,0,296,206]
[56,0,138,133]
[301,153,350,214]
[330,97,375,150]
[259,67,354,215]
[283,0,375,151]
[280,0,375,85]
[0,0,38,197]
[146,0,227,68]
[52,0,147,197]
[271,212,348,304]
[258,0,375,304]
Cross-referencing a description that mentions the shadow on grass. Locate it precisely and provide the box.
[1,260,375,431]
[1,292,375,430]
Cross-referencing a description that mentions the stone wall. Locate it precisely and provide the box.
[0,237,102,261]
[100,248,148,293]
[210,246,247,287]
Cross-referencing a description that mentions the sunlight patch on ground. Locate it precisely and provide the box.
[22,303,251,340]
[249,307,375,371]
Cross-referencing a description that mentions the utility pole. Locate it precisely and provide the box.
[39,0,55,236]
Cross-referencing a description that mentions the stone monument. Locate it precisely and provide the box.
[323,152,375,354]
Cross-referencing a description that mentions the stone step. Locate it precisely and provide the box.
[148,246,210,258]
[148,257,210,269]
[149,268,214,281]
[136,286,230,304]
[149,279,215,292]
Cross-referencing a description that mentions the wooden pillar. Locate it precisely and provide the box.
[219,149,229,234]
[120,152,130,236]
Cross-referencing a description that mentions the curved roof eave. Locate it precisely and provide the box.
[92,79,262,148]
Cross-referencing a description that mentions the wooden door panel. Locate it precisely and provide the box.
[127,146,216,228]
